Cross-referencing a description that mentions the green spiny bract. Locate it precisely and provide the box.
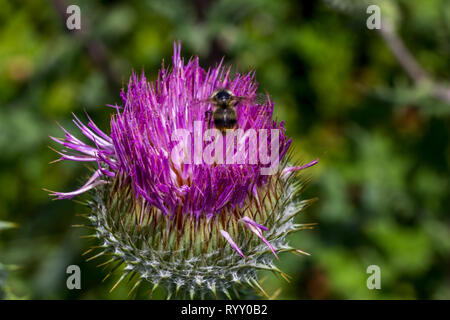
[83,168,315,299]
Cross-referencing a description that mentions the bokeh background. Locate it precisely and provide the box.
[0,0,449,299]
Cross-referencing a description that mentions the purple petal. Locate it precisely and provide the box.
[282,159,319,177]
[240,218,279,260]
[47,169,105,199]
[240,216,268,231]
[220,230,246,258]
[48,180,107,199]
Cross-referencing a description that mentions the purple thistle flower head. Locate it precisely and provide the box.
[49,43,317,298]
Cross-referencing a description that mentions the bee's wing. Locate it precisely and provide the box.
[254,92,269,105]
[234,93,269,106]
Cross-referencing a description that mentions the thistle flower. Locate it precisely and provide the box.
[48,43,317,299]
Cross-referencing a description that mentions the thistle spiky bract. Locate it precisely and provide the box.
[85,168,315,299]
[48,43,318,299]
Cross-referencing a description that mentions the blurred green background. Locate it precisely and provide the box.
[0,0,449,299]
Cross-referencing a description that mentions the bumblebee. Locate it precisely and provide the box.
[204,89,239,133]
[204,88,265,133]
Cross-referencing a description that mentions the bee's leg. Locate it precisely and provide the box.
[205,110,212,129]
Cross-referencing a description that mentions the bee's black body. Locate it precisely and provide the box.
[212,107,237,131]
[206,89,239,132]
